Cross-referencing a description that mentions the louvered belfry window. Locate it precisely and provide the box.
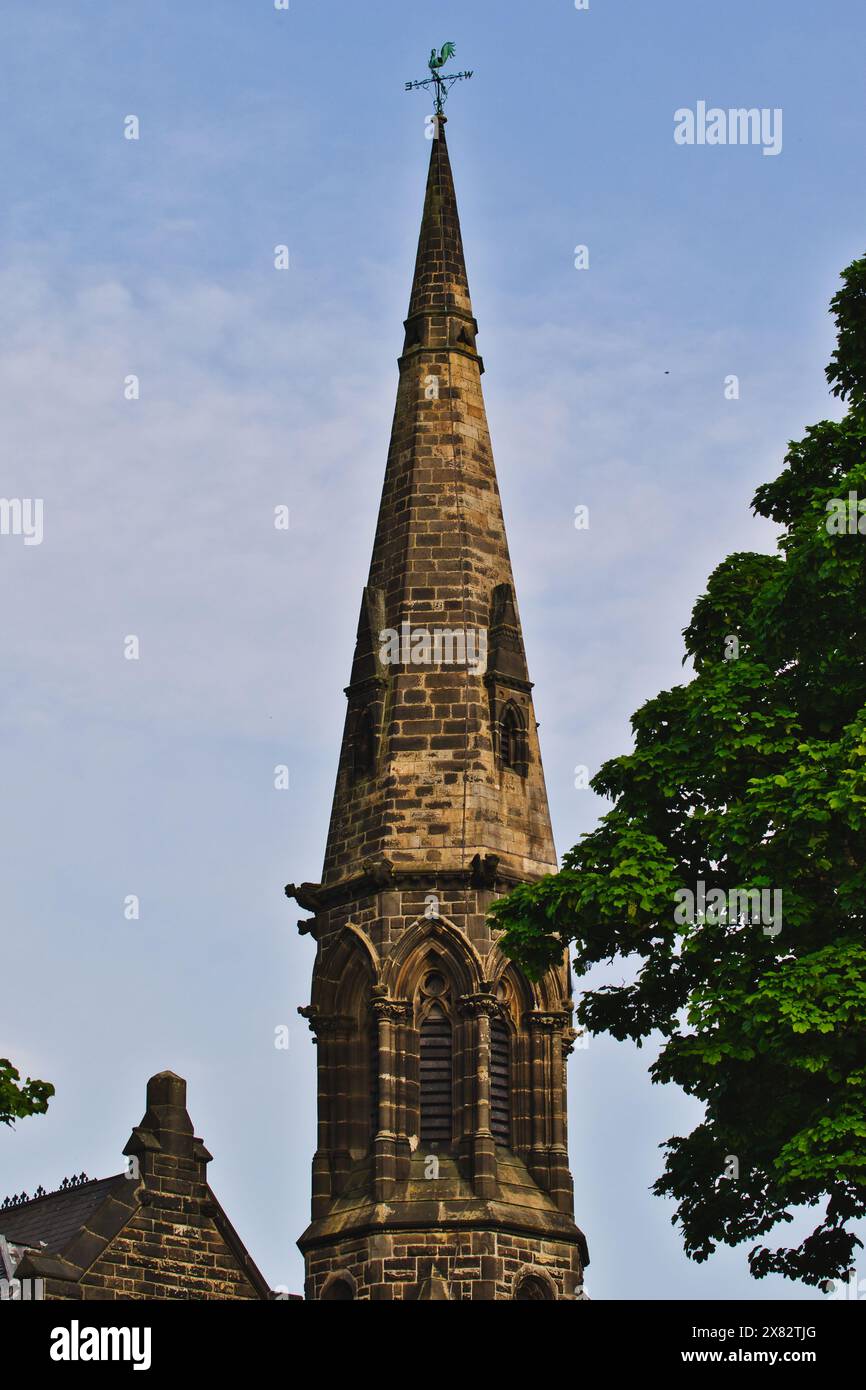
[419,1003,453,1145]
[490,1017,511,1145]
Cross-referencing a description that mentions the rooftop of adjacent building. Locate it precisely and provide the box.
[0,1070,275,1297]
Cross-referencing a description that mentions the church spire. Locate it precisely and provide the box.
[318,114,556,888]
[291,106,587,1301]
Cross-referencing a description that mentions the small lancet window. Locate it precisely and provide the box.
[353,707,377,779]
[499,702,527,776]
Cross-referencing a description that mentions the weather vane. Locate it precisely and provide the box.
[405,42,473,116]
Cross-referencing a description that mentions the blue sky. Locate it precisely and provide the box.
[1,0,864,1300]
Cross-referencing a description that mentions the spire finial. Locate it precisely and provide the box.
[405,42,473,115]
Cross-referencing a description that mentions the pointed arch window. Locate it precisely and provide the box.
[419,1003,453,1146]
[514,1272,555,1301]
[490,1017,511,1146]
[499,702,528,776]
[352,707,377,780]
[322,1276,355,1301]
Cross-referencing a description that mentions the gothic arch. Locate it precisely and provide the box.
[321,1271,357,1301]
[481,946,564,1160]
[384,913,484,1002]
[513,1265,557,1301]
[382,917,484,1158]
[310,927,378,1167]
[483,945,539,1011]
[498,699,528,775]
[483,940,566,1014]
[311,923,380,1015]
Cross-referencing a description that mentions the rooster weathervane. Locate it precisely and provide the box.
[405,42,473,115]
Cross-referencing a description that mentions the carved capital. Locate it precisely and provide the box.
[469,852,500,888]
[524,1010,569,1032]
[297,1007,355,1039]
[458,990,501,1019]
[370,997,411,1024]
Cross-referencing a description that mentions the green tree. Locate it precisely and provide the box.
[0,1059,54,1127]
[492,256,866,1287]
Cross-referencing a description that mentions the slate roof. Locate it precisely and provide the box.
[0,1175,129,1254]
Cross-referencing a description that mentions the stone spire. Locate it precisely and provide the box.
[320,115,556,890]
[405,113,473,324]
[290,115,587,1303]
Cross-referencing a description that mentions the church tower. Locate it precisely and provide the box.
[287,113,588,1301]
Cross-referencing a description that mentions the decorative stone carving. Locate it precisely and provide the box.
[469,851,500,888]
[369,997,411,1024]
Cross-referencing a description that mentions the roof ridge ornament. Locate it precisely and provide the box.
[1,1173,90,1209]
[405,41,473,115]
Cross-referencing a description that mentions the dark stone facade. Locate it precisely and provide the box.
[289,118,589,1301]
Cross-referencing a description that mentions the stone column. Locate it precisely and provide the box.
[524,1011,566,1196]
[393,1006,412,1181]
[459,990,499,1199]
[371,992,410,1202]
[299,1007,332,1218]
[548,1008,574,1214]
[557,1019,579,1217]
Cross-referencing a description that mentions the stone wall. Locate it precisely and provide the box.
[75,1161,262,1301]
[305,1229,584,1301]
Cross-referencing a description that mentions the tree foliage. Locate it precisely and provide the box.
[492,256,866,1286]
[0,1058,54,1128]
